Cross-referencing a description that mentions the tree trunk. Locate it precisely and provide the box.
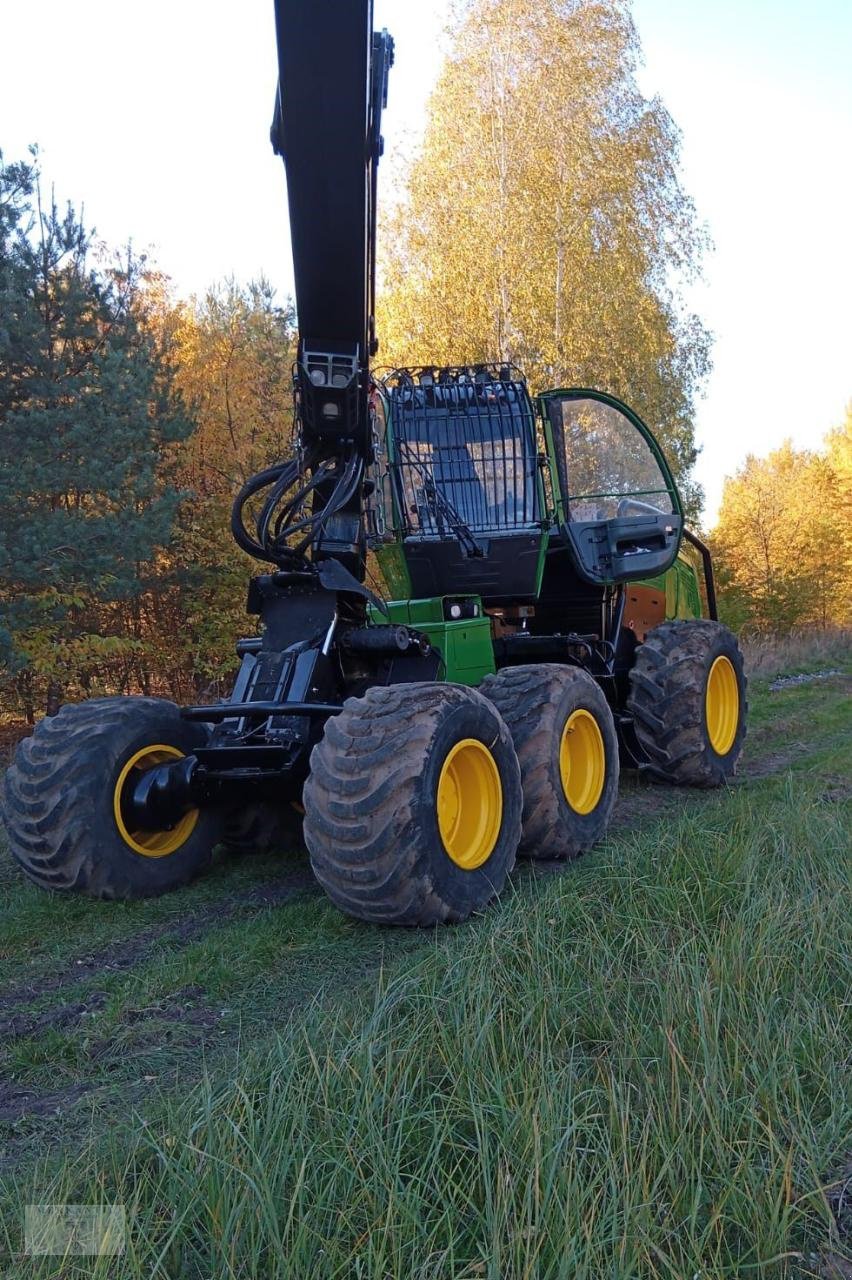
[17,671,36,726]
[45,680,63,717]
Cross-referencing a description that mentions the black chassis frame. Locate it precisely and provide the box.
[124,568,440,834]
[125,526,717,835]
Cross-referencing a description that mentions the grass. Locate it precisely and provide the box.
[739,626,852,680]
[0,654,849,1278]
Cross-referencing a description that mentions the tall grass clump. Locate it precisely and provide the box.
[741,626,852,679]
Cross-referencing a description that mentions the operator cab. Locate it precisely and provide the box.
[375,366,546,602]
[368,371,683,607]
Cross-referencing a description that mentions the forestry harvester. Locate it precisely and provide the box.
[1,0,747,924]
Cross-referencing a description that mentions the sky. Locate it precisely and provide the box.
[2,0,850,523]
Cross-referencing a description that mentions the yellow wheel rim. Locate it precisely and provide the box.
[559,709,606,815]
[437,738,503,870]
[705,655,739,756]
[113,745,199,858]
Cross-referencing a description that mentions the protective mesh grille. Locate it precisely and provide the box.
[385,368,541,537]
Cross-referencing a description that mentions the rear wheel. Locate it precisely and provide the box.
[1,698,219,898]
[480,664,619,860]
[627,620,747,786]
[303,682,522,925]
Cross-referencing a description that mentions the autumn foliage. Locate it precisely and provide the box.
[1,0,848,720]
[712,413,852,633]
[0,148,295,719]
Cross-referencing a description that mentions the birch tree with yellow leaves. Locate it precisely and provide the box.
[377,0,710,513]
[712,410,852,632]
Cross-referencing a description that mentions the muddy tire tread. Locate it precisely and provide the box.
[627,620,748,786]
[480,664,619,860]
[2,697,215,898]
[303,682,521,926]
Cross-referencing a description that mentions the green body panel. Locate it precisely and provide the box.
[636,554,703,620]
[369,387,414,600]
[540,406,567,525]
[368,596,496,686]
[373,541,412,599]
[534,528,550,596]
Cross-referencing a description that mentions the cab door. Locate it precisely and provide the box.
[538,388,683,584]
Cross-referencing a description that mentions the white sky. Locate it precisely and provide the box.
[2,0,850,524]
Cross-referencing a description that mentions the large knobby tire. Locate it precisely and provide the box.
[303,682,522,926]
[627,620,747,786]
[1,697,220,898]
[480,664,619,860]
[222,802,305,855]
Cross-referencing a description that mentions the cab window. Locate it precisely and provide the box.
[548,395,675,521]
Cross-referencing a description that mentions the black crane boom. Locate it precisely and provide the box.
[271,0,393,460]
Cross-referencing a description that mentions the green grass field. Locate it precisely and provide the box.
[0,655,849,1278]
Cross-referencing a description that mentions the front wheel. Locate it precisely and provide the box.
[2,697,220,898]
[303,682,523,926]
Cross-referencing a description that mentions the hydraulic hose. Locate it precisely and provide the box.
[230,452,365,567]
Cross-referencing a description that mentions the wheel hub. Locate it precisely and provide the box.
[437,738,502,870]
[705,655,739,755]
[114,746,199,857]
[559,709,606,815]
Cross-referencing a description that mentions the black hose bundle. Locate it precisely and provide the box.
[230,451,365,567]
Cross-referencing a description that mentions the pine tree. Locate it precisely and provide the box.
[0,148,193,715]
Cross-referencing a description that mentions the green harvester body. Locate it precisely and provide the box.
[0,0,747,928]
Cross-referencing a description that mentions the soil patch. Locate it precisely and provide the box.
[0,994,108,1042]
[0,865,317,1014]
